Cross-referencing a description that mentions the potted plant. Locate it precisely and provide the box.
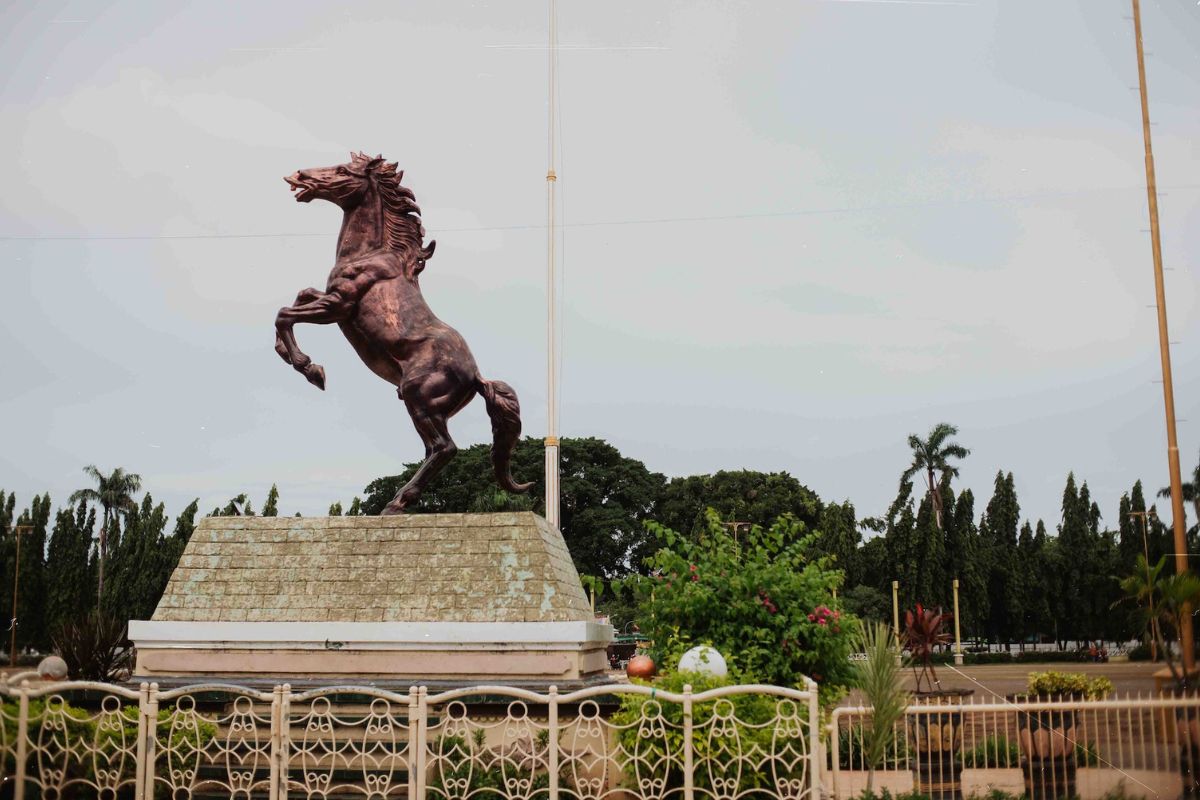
[845,620,912,798]
[1010,670,1112,800]
[901,604,974,800]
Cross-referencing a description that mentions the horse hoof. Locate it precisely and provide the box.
[304,364,326,391]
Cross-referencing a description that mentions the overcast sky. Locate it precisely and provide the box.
[1,0,1198,533]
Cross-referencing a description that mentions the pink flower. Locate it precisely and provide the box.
[818,618,827,625]
[691,574,699,582]
[807,614,816,622]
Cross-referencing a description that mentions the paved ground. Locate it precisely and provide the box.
[880,660,1167,702]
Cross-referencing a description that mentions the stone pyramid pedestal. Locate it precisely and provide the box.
[129,512,612,688]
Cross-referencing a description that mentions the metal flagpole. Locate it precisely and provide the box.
[544,0,561,529]
[1131,0,1192,671]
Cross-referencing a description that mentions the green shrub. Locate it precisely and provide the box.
[838,725,909,769]
[428,728,551,794]
[1127,641,1152,662]
[959,734,1019,768]
[612,670,808,794]
[1026,671,1113,699]
[634,511,856,703]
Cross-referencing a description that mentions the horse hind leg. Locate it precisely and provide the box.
[382,412,458,515]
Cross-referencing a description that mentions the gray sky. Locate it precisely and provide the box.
[1,0,1198,532]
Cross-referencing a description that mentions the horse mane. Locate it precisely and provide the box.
[352,152,436,276]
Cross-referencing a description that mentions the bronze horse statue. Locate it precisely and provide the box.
[275,152,532,514]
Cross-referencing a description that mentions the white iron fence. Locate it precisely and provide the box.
[0,678,820,800]
[830,692,1200,800]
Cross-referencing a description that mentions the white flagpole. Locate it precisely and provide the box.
[544,0,561,529]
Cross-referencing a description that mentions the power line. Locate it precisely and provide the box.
[2,183,1197,242]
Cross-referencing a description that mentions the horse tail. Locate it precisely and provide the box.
[478,378,534,494]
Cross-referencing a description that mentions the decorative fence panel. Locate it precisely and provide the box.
[0,679,819,800]
[830,692,1200,800]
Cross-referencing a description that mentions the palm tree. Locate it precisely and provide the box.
[69,465,142,601]
[1115,553,1165,661]
[900,423,969,530]
[1157,448,1200,534]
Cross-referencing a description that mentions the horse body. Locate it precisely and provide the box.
[274,152,532,514]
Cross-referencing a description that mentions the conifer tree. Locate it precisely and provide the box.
[261,485,279,517]
[328,502,343,516]
[346,497,363,516]
[45,502,96,635]
[980,471,1020,644]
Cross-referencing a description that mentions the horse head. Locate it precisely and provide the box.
[285,152,435,270]
[285,151,394,208]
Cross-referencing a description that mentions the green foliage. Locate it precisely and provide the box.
[854,621,909,782]
[428,727,550,793]
[843,585,891,623]
[612,670,805,794]
[45,501,97,637]
[655,470,823,537]
[261,484,280,516]
[837,726,908,769]
[960,734,1019,768]
[1025,671,1113,699]
[633,511,855,700]
[362,437,666,578]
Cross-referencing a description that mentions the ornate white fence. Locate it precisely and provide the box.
[829,692,1200,800]
[0,678,820,800]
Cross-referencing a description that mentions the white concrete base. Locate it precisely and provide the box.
[1076,768,1182,800]
[833,770,914,800]
[961,768,1025,798]
[130,620,612,682]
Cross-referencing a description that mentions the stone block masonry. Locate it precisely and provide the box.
[152,512,593,624]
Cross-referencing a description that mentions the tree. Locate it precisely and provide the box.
[328,501,343,516]
[46,501,97,635]
[816,500,859,585]
[655,471,823,537]
[979,471,1020,644]
[363,437,665,578]
[1,494,52,653]
[1157,447,1200,534]
[900,423,969,530]
[68,466,142,600]
[947,486,988,635]
[854,621,909,793]
[103,494,172,622]
[261,485,280,517]
[211,493,253,517]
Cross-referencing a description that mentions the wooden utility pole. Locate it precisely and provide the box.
[8,525,33,668]
[1130,0,1193,671]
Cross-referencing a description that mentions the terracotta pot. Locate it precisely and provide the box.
[626,654,656,680]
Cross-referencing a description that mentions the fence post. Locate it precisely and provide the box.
[548,685,559,800]
[14,682,28,800]
[269,685,282,800]
[807,677,821,800]
[134,683,149,800]
[415,686,428,800]
[829,709,841,800]
[407,687,419,800]
[683,683,694,800]
[278,684,291,800]
[143,683,159,799]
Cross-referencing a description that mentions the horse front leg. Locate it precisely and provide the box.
[275,287,324,365]
[274,290,352,390]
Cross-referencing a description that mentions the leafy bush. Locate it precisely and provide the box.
[838,726,909,769]
[1025,671,1113,699]
[959,734,1019,768]
[612,670,807,794]
[1127,641,1152,662]
[428,727,551,794]
[633,511,856,702]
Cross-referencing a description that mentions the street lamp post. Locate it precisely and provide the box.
[953,578,964,666]
[892,580,901,663]
[7,525,33,668]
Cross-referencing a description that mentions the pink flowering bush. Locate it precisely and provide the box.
[633,510,856,702]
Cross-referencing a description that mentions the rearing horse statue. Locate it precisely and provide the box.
[275,152,532,514]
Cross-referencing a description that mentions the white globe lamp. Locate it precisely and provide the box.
[678,645,728,677]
